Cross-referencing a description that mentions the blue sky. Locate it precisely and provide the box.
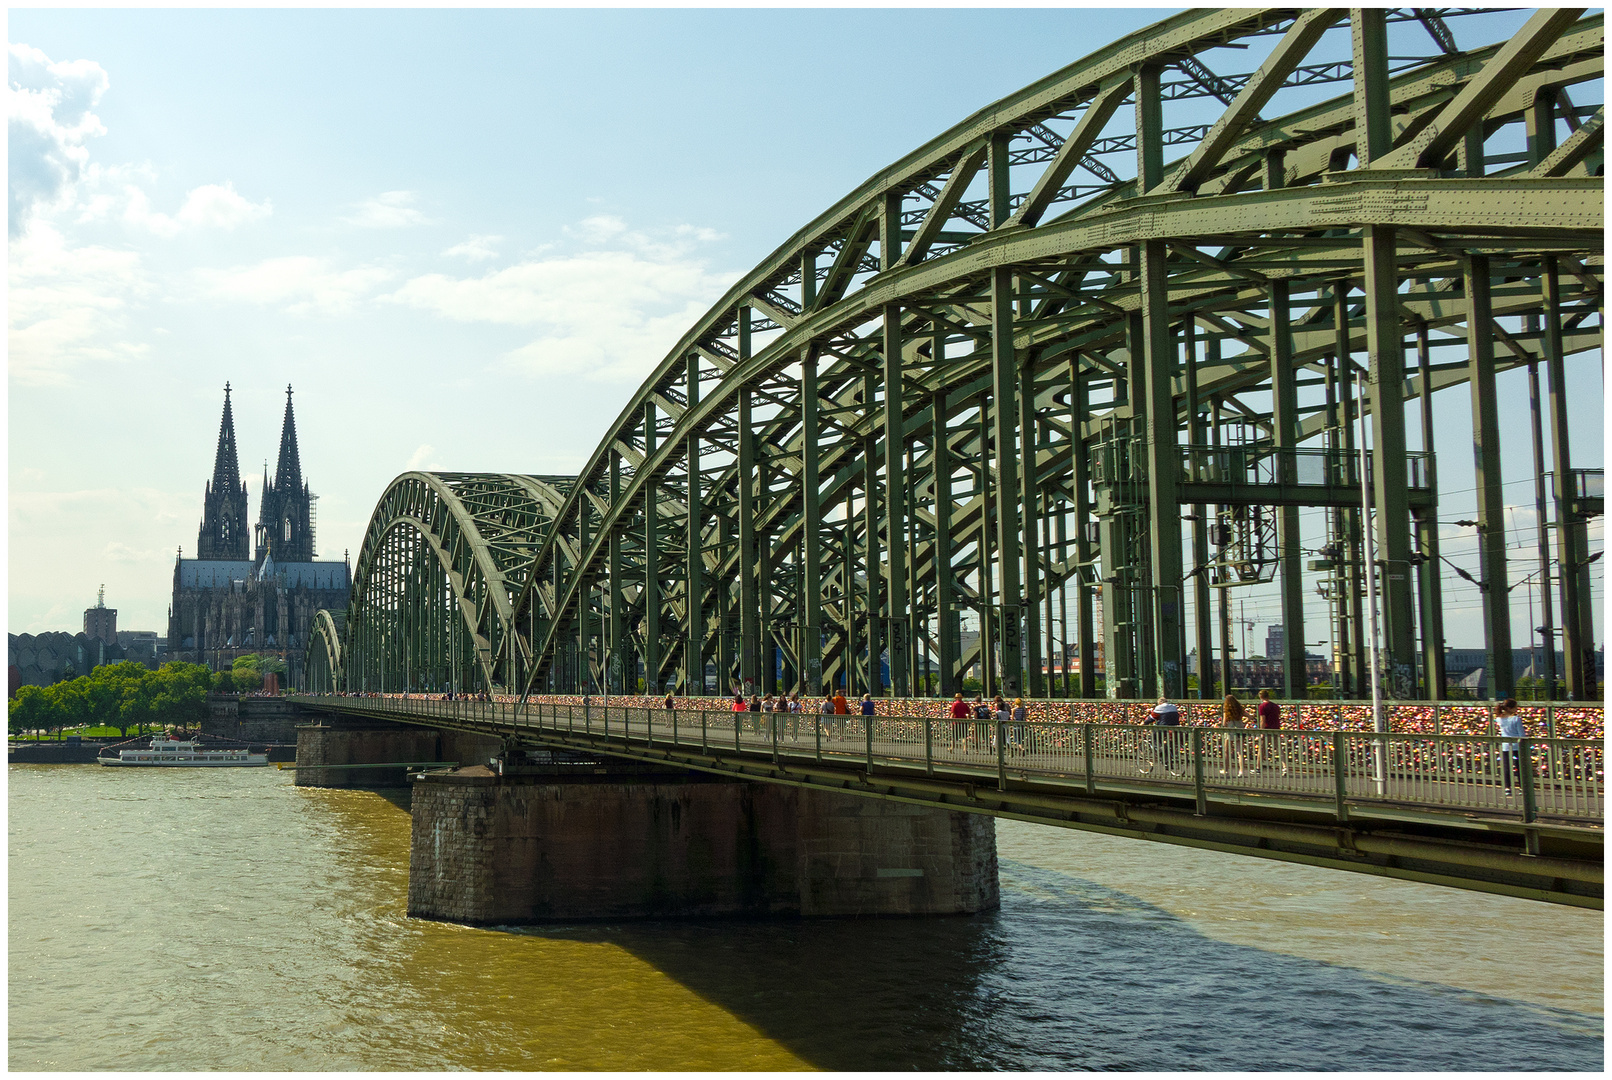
[7,6,1602,659]
[8,6,1168,635]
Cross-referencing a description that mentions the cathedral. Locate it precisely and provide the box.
[167,384,351,686]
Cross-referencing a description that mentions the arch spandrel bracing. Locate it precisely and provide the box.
[321,472,570,693]
[324,9,1604,703]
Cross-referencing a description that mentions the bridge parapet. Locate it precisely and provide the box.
[293,693,1604,908]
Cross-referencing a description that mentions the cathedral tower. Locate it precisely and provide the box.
[256,384,314,564]
[196,383,250,560]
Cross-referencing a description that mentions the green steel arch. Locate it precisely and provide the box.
[320,9,1603,704]
[503,7,1603,703]
[305,609,345,693]
[338,472,571,693]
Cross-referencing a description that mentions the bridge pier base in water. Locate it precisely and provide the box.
[406,767,999,924]
[294,722,502,788]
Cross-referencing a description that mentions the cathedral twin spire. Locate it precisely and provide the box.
[195,384,312,564]
[196,383,249,560]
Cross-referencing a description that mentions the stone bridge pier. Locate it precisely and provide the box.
[407,759,999,924]
[293,719,502,788]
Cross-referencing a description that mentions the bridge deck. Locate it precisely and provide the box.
[293,696,1603,908]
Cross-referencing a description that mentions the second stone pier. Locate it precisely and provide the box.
[408,767,999,923]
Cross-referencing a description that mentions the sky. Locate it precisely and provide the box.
[6,5,1603,660]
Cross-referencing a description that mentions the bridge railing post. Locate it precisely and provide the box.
[1191,728,1207,816]
[924,716,933,776]
[701,707,708,751]
[771,708,779,766]
[1084,723,1096,794]
[865,717,874,775]
[1331,730,1349,822]
[996,721,1007,791]
[1519,736,1538,825]
[815,712,822,762]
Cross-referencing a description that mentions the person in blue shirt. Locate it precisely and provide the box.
[1496,697,1525,796]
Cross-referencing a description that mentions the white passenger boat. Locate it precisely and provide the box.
[99,736,269,767]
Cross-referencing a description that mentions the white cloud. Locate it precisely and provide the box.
[197,255,396,315]
[443,234,503,261]
[406,444,442,471]
[104,180,271,237]
[7,221,150,385]
[8,43,109,237]
[344,190,430,228]
[385,219,734,382]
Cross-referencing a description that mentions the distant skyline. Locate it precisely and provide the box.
[7,6,1602,654]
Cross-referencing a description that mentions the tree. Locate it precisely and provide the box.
[9,685,51,739]
[153,662,211,729]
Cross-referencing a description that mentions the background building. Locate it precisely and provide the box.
[166,385,351,686]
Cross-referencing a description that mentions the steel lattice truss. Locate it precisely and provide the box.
[330,472,571,692]
[321,8,1604,703]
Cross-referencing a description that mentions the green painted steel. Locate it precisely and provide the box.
[311,9,1603,704]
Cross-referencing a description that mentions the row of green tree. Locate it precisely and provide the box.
[8,654,293,739]
[10,661,214,739]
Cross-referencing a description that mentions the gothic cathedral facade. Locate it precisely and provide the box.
[167,385,351,687]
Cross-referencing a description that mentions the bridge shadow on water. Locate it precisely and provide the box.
[507,859,1602,1071]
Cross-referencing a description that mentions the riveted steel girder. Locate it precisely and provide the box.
[321,10,1604,704]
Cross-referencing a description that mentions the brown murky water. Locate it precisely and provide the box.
[9,763,1602,1070]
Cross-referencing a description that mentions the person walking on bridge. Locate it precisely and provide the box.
[949,693,970,745]
[1496,697,1525,796]
[1144,696,1181,776]
[1256,689,1286,775]
[1220,693,1247,776]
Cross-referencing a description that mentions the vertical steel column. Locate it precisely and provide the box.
[1335,287,1364,695]
[737,380,759,693]
[643,400,661,695]
[978,395,996,696]
[686,355,704,697]
[933,389,957,695]
[1270,280,1307,697]
[1019,356,1044,697]
[1465,254,1513,698]
[990,267,1024,696]
[608,449,624,694]
[1528,357,1557,699]
[1415,322,1447,699]
[884,304,910,696]
[1139,240,1183,698]
[862,374,881,694]
[1185,323,1213,699]
[1362,226,1415,696]
[800,347,823,696]
[1212,392,1233,696]
[1543,258,1592,699]
[1352,9,1392,164]
[1135,61,1179,696]
[1072,359,1096,698]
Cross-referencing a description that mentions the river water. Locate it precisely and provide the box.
[9,763,1602,1070]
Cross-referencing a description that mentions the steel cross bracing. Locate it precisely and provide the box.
[315,8,1603,705]
[336,472,571,694]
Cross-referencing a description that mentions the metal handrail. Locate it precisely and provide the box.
[291,695,1603,825]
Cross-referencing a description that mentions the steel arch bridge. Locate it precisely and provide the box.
[315,8,1604,704]
[324,472,571,693]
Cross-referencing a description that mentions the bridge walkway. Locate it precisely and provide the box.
[292,696,1603,908]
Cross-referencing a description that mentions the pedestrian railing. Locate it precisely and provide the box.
[292,696,1604,825]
